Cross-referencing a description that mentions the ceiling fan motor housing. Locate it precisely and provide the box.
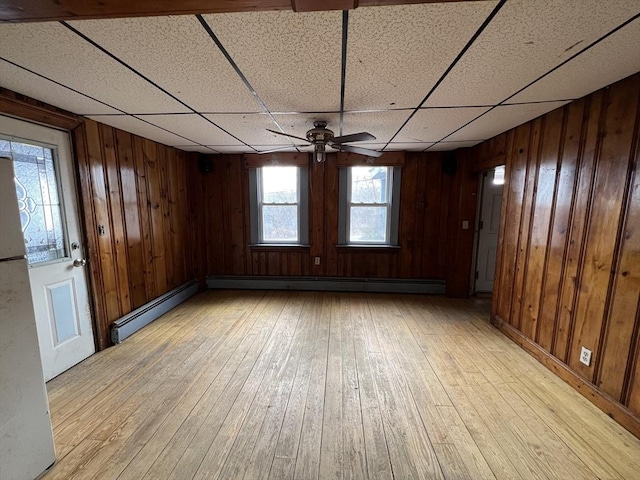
[306,121,334,144]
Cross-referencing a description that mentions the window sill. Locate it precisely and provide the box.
[336,245,400,253]
[250,244,311,252]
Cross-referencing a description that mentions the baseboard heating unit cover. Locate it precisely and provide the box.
[111,280,198,344]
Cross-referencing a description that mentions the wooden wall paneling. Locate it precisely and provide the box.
[568,78,639,382]
[187,155,207,286]
[496,122,531,323]
[398,153,419,278]
[159,146,175,290]
[144,139,168,295]
[444,152,479,297]
[83,120,121,348]
[537,101,584,351]
[512,118,542,334]
[596,91,640,401]
[229,157,246,275]
[491,131,514,321]
[520,109,563,341]
[166,148,181,287]
[207,157,226,275]
[418,155,441,278]
[72,122,108,350]
[325,154,339,277]
[553,92,604,361]
[310,153,325,275]
[437,157,453,279]
[115,129,146,310]
[133,136,157,302]
[412,153,429,278]
[101,124,132,316]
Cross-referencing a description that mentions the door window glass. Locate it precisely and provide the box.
[0,138,67,264]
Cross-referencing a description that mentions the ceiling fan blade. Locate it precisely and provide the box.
[331,132,376,144]
[258,146,306,154]
[337,144,383,157]
[266,129,310,143]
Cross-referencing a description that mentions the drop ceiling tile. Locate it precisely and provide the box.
[205,113,341,146]
[427,140,483,151]
[510,19,640,104]
[425,0,640,107]
[136,114,245,146]
[203,10,342,112]
[395,107,490,143]
[86,115,198,147]
[174,145,220,153]
[0,22,189,114]
[345,2,499,110]
[358,142,432,151]
[69,16,260,113]
[445,101,570,142]
[0,60,120,115]
[343,110,412,144]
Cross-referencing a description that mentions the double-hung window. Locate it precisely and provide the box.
[250,165,308,245]
[339,166,401,245]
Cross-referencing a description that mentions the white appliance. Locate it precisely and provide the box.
[0,156,56,479]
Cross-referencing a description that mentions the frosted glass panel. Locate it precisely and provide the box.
[0,140,67,264]
[49,281,78,344]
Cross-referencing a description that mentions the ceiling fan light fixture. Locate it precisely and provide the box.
[314,143,326,163]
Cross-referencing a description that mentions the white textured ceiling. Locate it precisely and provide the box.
[0,1,638,154]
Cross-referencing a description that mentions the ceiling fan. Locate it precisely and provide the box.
[264,121,383,162]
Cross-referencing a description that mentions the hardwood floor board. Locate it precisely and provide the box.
[338,295,367,480]
[165,292,291,480]
[242,295,315,480]
[133,292,276,480]
[268,295,322,480]
[319,294,345,480]
[293,294,331,480]
[209,293,308,480]
[349,296,394,480]
[52,294,246,452]
[365,295,445,479]
[36,291,640,480]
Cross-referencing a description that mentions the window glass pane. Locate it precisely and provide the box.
[350,166,388,204]
[6,140,67,264]
[262,166,297,203]
[262,205,298,242]
[349,206,387,243]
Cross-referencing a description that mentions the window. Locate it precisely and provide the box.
[249,165,308,245]
[339,166,401,245]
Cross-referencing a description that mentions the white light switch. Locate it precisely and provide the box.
[462,221,469,230]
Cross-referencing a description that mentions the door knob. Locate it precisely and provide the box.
[73,258,87,267]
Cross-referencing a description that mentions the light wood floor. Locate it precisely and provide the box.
[42,291,640,480]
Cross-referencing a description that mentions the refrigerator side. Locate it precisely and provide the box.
[0,156,56,479]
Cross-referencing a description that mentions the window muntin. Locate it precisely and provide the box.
[258,166,300,243]
[347,166,393,244]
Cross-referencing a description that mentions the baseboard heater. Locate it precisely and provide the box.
[111,279,199,344]
[206,275,445,294]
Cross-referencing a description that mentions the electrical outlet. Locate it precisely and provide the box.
[314,256,321,266]
[580,347,592,366]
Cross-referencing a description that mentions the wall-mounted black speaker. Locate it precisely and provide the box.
[198,157,213,174]
[442,153,457,176]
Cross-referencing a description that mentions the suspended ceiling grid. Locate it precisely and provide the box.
[0,0,639,154]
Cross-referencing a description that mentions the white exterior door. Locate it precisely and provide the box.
[475,171,504,293]
[1,115,95,381]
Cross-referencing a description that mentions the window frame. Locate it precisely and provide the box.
[249,165,309,246]
[339,165,401,247]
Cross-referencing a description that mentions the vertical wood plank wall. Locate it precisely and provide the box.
[191,151,476,291]
[477,73,640,422]
[73,119,198,349]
